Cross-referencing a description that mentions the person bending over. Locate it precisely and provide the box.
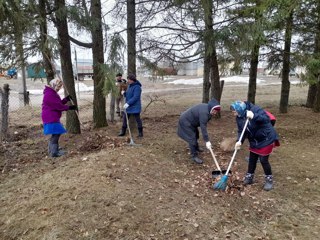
[177,98,221,164]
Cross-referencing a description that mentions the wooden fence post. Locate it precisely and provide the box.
[0,84,9,141]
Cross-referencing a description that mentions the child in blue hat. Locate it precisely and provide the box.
[230,100,280,191]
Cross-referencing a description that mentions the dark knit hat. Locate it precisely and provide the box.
[116,73,122,77]
[127,74,137,81]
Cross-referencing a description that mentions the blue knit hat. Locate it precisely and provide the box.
[230,101,247,117]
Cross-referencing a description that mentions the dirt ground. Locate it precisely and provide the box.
[0,76,320,240]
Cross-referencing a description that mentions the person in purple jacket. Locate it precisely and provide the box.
[41,78,77,157]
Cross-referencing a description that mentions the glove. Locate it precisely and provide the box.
[123,103,129,109]
[205,141,212,150]
[66,95,73,101]
[69,105,78,111]
[121,90,125,95]
[235,141,242,150]
[246,110,254,119]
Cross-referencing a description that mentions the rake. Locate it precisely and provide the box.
[124,110,141,146]
[213,118,249,191]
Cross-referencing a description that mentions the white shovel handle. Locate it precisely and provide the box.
[209,147,222,172]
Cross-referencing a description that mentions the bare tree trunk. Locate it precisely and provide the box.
[0,84,9,141]
[126,0,138,133]
[201,0,212,103]
[314,80,320,112]
[202,51,211,103]
[127,0,136,75]
[247,43,259,104]
[280,11,293,113]
[39,0,54,84]
[247,0,264,104]
[201,0,220,102]
[210,46,221,102]
[306,84,317,107]
[55,0,81,133]
[91,0,107,128]
[312,2,320,112]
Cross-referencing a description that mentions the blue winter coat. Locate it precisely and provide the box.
[177,98,220,145]
[236,102,279,149]
[124,80,142,114]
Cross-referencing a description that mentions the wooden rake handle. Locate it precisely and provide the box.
[225,118,250,175]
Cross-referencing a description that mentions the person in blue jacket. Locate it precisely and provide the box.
[118,74,143,137]
[231,100,280,191]
[177,98,221,164]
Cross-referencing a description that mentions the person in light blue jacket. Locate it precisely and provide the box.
[118,74,143,137]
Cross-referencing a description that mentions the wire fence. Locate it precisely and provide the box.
[0,74,175,136]
[0,79,168,141]
[1,75,307,141]
[0,78,102,141]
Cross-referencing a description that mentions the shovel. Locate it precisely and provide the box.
[209,147,230,178]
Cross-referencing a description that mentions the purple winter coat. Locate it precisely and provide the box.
[41,86,69,124]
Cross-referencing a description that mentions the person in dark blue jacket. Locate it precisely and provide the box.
[177,98,221,164]
[231,100,280,191]
[118,74,143,137]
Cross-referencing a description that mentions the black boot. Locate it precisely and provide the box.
[189,145,203,164]
[138,128,143,138]
[243,173,254,185]
[191,154,203,164]
[50,144,64,158]
[118,127,127,136]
